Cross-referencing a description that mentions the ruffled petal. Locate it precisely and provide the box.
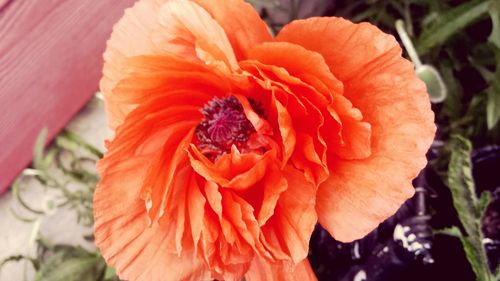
[246,41,372,162]
[279,17,435,242]
[188,145,274,190]
[156,0,239,72]
[239,60,329,185]
[260,166,317,264]
[245,257,317,281]
[193,0,272,60]
[101,0,243,130]
[94,157,210,281]
[100,0,166,129]
[276,17,402,82]
[247,42,343,99]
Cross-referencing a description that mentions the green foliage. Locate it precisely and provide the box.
[447,136,497,281]
[33,248,104,281]
[417,0,492,55]
[486,1,500,129]
[0,127,120,281]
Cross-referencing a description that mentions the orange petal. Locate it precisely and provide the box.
[245,257,317,281]
[249,36,372,161]
[280,18,435,241]
[188,145,274,191]
[316,157,417,242]
[104,54,229,130]
[156,0,239,72]
[276,17,401,82]
[101,0,239,130]
[261,166,317,264]
[247,41,343,99]
[271,92,296,165]
[100,0,168,129]
[193,0,272,60]
[202,182,255,280]
[94,156,209,281]
[240,60,329,184]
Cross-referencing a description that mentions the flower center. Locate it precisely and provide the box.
[195,96,257,160]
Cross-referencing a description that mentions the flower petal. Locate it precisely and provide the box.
[193,0,272,60]
[245,257,317,281]
[100,0,166,129]
[247,42,343,99]
[276,17,401,82]
[280,18,435,242]
[94,156,209,281]
[156,0,239,72]
[261,166,317,264]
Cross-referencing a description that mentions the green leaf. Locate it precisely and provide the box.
[447,136,478,235]
[34,249,105,281]
[476,191,492,219]
[11,179,45,215]
[417,0,491,54]
[56,130,103,159]
[434,226,462,238]
[104,266,117,279]
[486,1,500,130]
[0,255,39,271]
[33,128,48,170]
[487,82,500,129]
[460,236,493,281]
[448,135,495,280]
[489,1,500,50]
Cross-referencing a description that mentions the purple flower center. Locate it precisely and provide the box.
[195,96,257,159]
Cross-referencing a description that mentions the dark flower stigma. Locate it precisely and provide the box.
[195,96,257,160]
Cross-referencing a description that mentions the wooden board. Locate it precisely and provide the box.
[0,0,136,194]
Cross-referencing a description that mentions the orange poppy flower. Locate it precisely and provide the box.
[93,0,436,280]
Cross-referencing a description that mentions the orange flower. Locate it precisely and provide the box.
[93,0,436,280]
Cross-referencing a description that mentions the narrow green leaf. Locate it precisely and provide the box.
[489,1,500,50]
[34,256,99,281]
[417,0,491,54]
[56,130,103,159]
[448,136,495,281]
[447,136,479,235]
[476,191,492,219]
[34,250,104,281]
[0,255,38,271]
[486,2,500,130]
[486,81,500,129]
[104,266,117,279]
[42,147,58,170]
[434,226,462,238]
[11,179,45,215]
[460,236,492,281]
[33,128,48,170]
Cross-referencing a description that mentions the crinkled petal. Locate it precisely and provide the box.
[276,17,402,82]
[261,166,317,264]
[193,0,272,60]
[278,17,435,242]
[245,257,317,281]
[94,156,209,281]
[156,0,239,72]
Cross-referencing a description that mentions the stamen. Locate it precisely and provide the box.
[195,96,258,160]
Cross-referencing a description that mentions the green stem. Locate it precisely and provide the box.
[395,19,422,68]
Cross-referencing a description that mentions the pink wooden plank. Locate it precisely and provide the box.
[0,0,136,194]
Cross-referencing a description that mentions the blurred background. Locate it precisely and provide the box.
[0,0,499,280]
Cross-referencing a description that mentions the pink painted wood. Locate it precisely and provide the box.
[0,0,136,194]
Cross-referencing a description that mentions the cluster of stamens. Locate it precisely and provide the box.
[195,96,259,160]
